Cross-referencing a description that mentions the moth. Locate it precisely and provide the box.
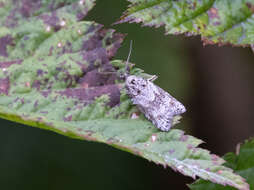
[124,41,186,131]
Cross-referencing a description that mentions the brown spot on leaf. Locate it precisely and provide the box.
[75,61,88,72]
[211,154,222,165]
[207,7,219,19]
[0,35,14,57]
[79,69,117,87]
[179,133,188,142]
[40,111,48,114]
[34,100,38,108]
[48,46,54,56]
[169,149,175,154]
[63,115,72,122]
[0,60,22,68]
[202,36,249,47]
[39,12,61,31]
[80,130,97,141]
[107,137,121,144]
[58,84,121,107]
[213,21,221,26]
[246,2,254,13]
[82,25,105,51]
[32,80,41,90]
[84,130,94,136]
[81,82,89,88]
[37,69,44,76]
[0,77,10,95]
[0,2,4,8]
[20,0,42,17]
[106,32,125,59]
[211,154,219,161]
[36,117,43,122]
[41,90,51,98]
[81,48,109,66]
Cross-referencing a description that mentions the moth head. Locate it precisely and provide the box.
[125,75,148,96]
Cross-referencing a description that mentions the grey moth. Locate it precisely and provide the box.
[124,41,186,131]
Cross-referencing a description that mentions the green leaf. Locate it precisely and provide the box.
[190,138,254,190]
[118,0,254,46]
[0,1,249,189]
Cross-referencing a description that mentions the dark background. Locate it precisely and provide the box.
[1,1,254,189]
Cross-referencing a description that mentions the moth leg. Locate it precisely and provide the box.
[148,75,158,82]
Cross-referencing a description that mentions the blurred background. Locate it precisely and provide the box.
[1,1,254,189]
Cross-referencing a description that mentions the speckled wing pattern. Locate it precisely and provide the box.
[141,84,186,131]
[125,75,186,131]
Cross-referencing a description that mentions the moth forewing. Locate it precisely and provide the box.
[125,75,186,131]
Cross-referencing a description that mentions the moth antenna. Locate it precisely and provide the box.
[125,40,133,75]
[126,40,133,65]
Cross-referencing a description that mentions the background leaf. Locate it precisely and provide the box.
[0,0,249,189]
[189,138,254,190]
[118,0,254,47]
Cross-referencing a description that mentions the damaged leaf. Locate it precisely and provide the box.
[0,1,249,189]
[190,138,254,190]
[118,0,254,47]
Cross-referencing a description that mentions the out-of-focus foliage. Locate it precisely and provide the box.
[190,138,254,190]
[118,0,254,47]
